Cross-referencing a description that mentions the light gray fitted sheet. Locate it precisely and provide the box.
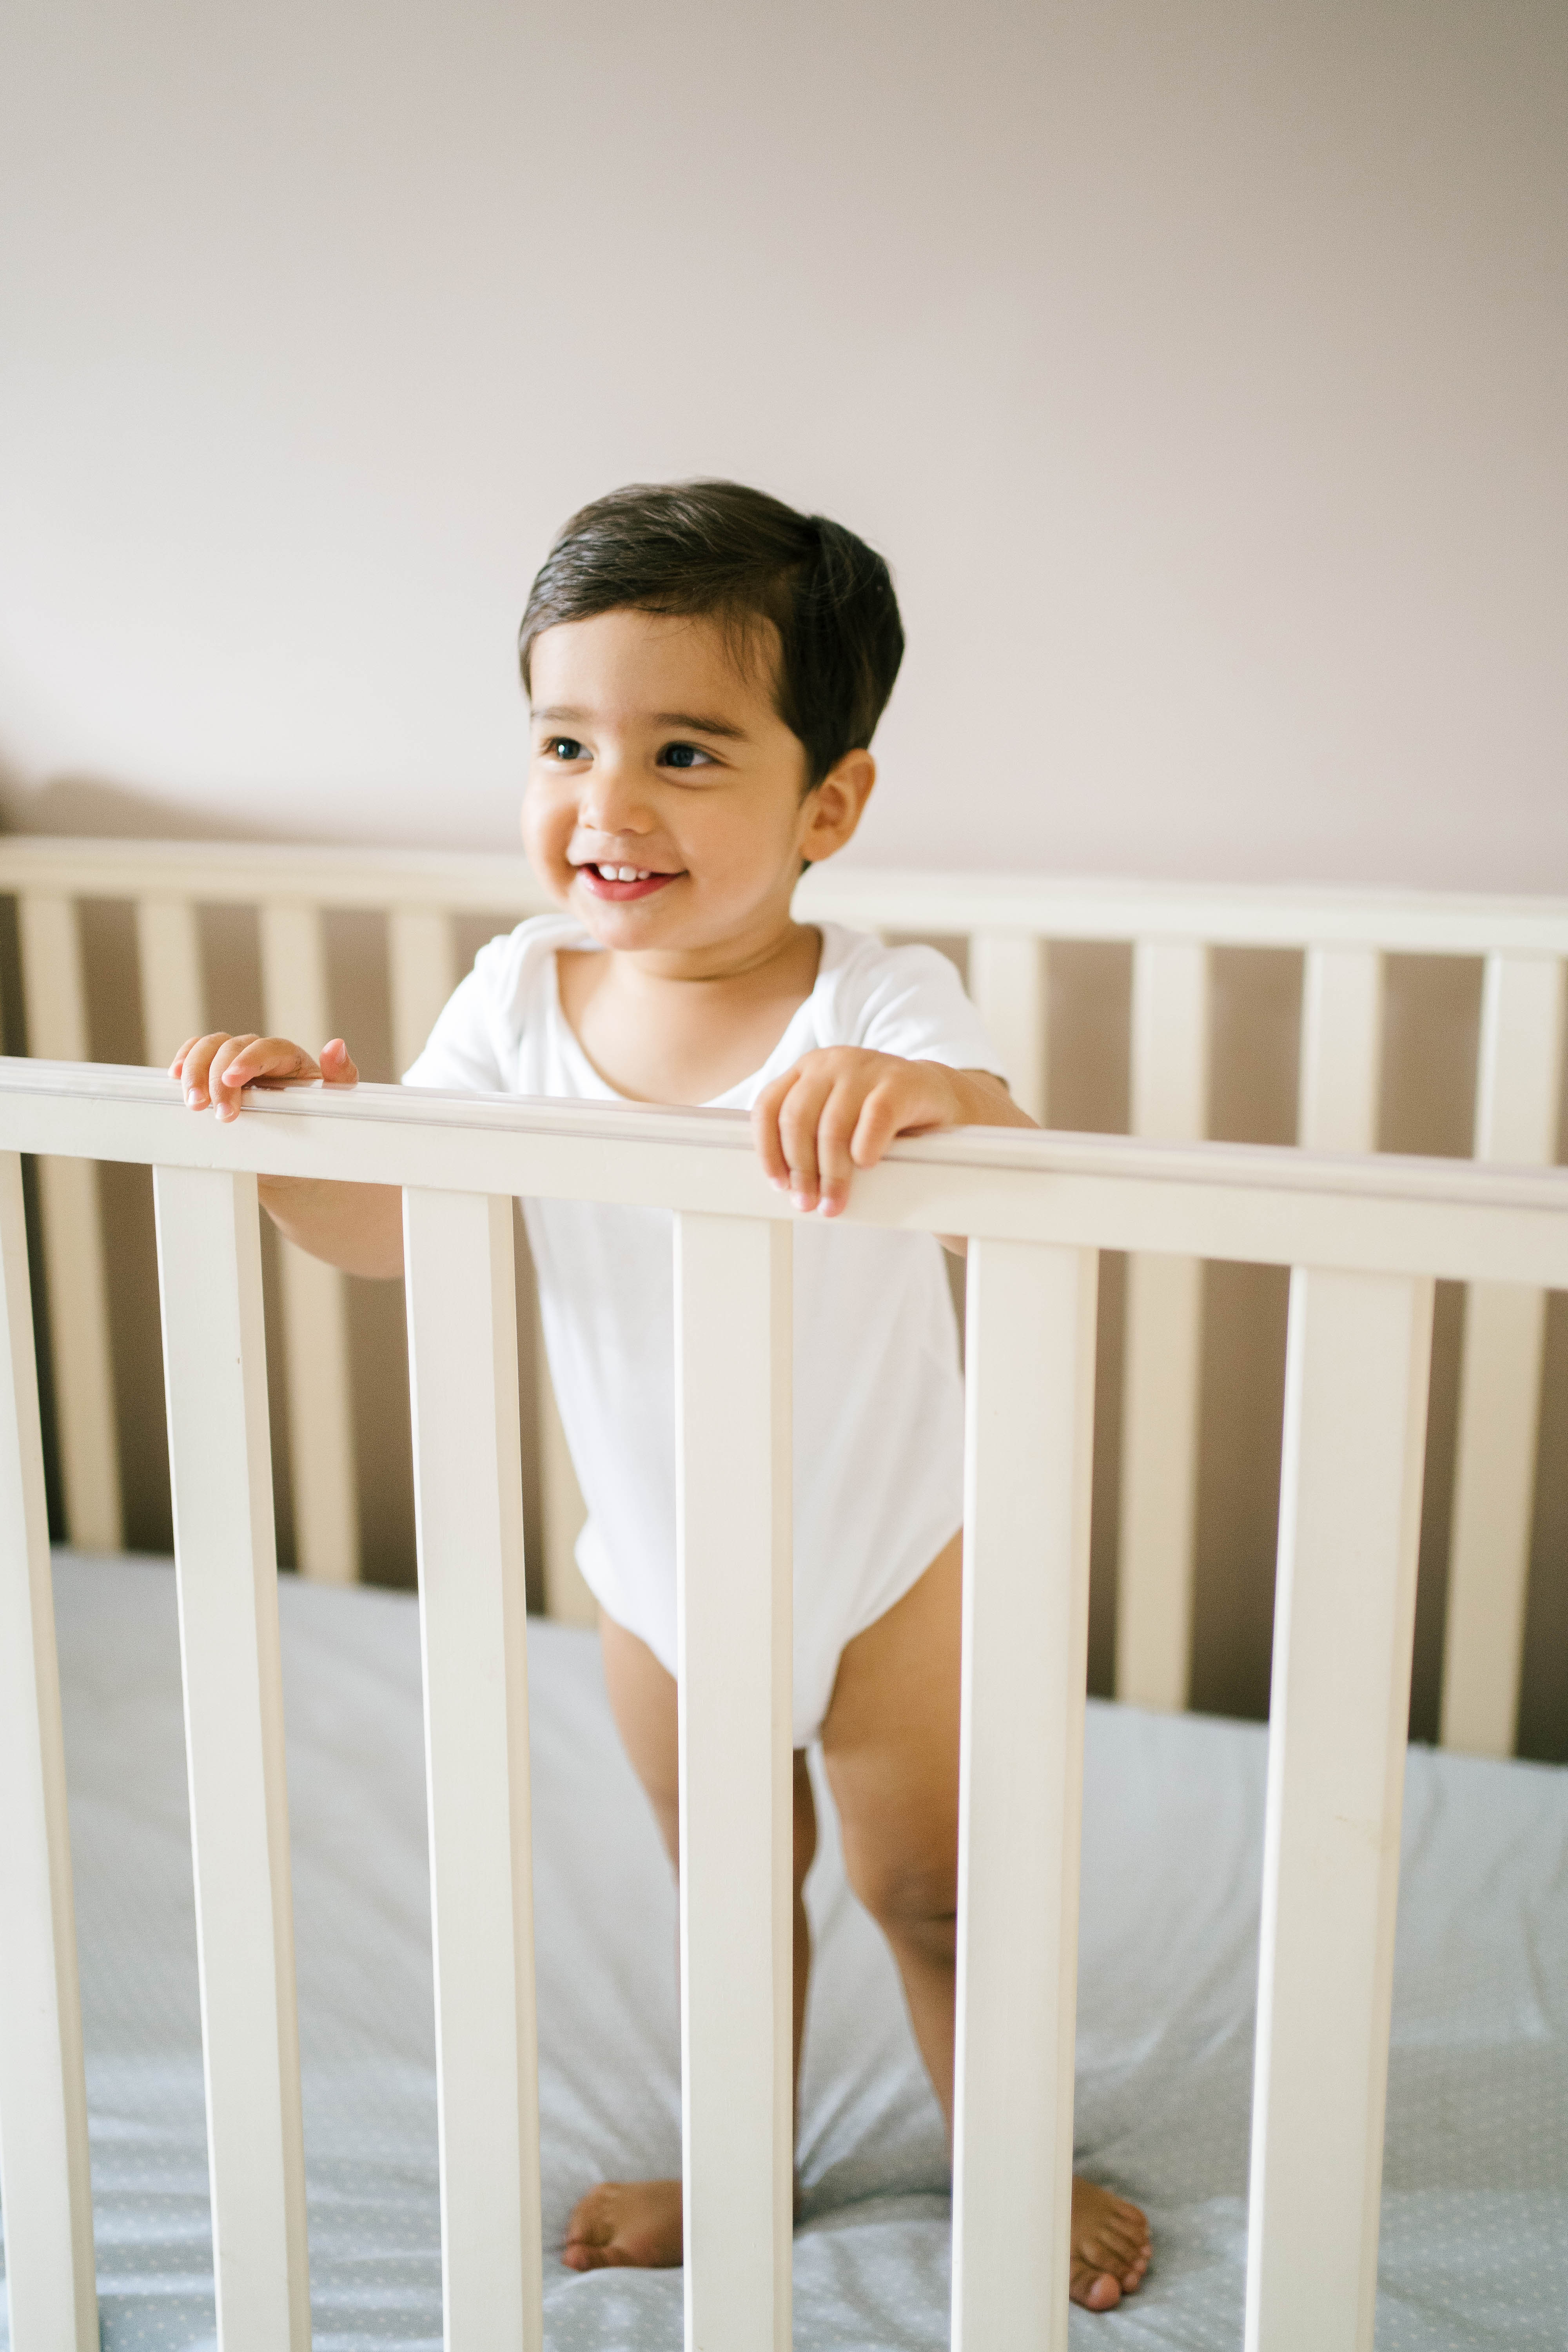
[2,1554,1565,2349]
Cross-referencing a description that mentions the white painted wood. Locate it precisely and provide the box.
[1441,952,1566,1755]
[388,906,458,1078]
[532,1291,595,1626]
[5,835,1568,956]
[1118,938,1209,1709]
[0,1151,99,2352]
[1298,945,1383,1152]
[0,836,555,919]
[952,1241,1097,2352]
[152,1164,310,2352]
[1246,1266,1434,2352]
[16,889,123,1551]
[967,931,1049,1122]
[4,1065,1568,1290]
[259,898,360,1581]
[403,1189,542,2352]
[675,1213,792,2352]
[136,893,207,1068]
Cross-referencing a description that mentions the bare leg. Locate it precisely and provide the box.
[562,1610,816,2272]
[818,1531,1151,2311]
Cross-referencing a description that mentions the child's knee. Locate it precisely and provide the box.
[844,1843,957,1953]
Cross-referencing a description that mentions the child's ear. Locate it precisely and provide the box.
[801,750,876,864]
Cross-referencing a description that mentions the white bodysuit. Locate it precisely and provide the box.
[403,914,1005,1744]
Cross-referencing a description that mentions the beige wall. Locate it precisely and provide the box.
[2,0,1565,886]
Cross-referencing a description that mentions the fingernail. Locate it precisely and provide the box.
[185,1087,203,1107]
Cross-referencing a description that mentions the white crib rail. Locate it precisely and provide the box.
[0,1062,1564,2352]
[1441,952,1566,1755]
[675,1213,794,2348]
[952,1239,1097,2347]
[1247,1267,1433,2346]
[1,840,1565,1763]
[403,1189,542,2349]
[154,1164,311,2349]
[1116,938,1210,1711]
[0,1152,98,2352]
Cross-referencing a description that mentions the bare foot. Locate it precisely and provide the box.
[561,2169,1148,2305]
[562,2178,684,2271]
[1071,2175,1151,2310]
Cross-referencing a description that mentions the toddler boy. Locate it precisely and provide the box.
[174,480,1151,2310]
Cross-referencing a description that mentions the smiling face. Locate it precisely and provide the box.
[521,607,874,973]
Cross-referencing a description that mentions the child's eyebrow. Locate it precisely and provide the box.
[532,704,750,743]
[650,710,750,741]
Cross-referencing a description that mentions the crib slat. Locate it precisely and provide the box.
[403,1189,542,2352]
[136,892,207,1068]
[152,1165,310,2352]
[1246,1266,1434,2352]
[952,1240,1098,2352]
[674,1212,792,2352]
[388,906,457,1077]
[259,899,360,1581]
[1298,945,1382,1152]
[0,1152,99,2352]
[1441,951,1565,1755]
[17,888,123,1552]
[1116,938,1209,1709]
[967,931,1049,1123]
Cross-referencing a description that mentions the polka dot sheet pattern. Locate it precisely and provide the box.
[0,1556,1563,2350]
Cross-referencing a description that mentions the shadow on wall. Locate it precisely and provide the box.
[2,771,272,842]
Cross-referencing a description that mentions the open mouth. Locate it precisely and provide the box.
[574,863,680,902]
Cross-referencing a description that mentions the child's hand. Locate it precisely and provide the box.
[171,1033,359,1124]
[752,1049,1016,1218]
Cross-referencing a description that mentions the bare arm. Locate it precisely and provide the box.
[173,1030,404,1279]
[257,1173,404,1278]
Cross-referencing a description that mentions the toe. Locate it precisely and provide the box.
[1071,2260,1123,2312]
[562,2188,615,2270]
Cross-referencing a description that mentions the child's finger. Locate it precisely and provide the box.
[318,1038,360,1086]
[178,1032,243,1110]
[849,1078,912,1169]
[814,1078,866,1216]
[169,1036,201,1080]
[209,1037,319,1122]
[851,1065,957,1169]
[750,1070,796,1188]
[776,1068,835,1210]
[207,1037,267,1122]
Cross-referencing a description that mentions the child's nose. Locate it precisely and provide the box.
[581,761,654,835]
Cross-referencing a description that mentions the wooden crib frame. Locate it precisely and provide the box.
[0,839,1563,1757]
[1,1057,1566,2352]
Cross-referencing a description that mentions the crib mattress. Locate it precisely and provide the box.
[3,1556,1565,2351]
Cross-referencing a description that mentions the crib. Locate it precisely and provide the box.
[0,845,1565,2352]
[0,839,1564,1750]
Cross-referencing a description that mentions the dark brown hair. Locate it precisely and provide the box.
[518,479,905,787]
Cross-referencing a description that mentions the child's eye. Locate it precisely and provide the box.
[544,737,587,762]
[660,742,713,771]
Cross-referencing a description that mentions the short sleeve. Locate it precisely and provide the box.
[401,922,548,1093]
[832,936,1008,1076]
